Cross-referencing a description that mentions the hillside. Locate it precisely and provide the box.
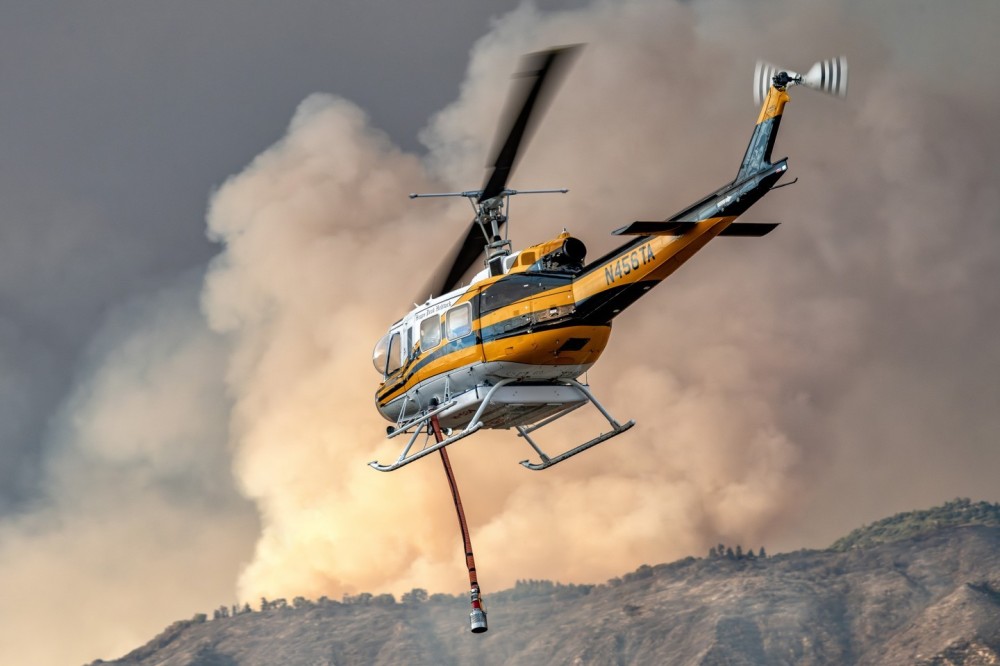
[98,501,1000,666]
[830,497,1000,551]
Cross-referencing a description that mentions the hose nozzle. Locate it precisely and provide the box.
[470,587,488,633]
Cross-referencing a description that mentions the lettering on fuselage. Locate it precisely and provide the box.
[604,243,655,286]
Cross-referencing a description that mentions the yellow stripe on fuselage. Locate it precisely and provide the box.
[572,217,736,304]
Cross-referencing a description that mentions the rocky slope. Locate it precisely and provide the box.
[98,501,1000,665]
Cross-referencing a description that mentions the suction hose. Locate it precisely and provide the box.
[430,414,488,633]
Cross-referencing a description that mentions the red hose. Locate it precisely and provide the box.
[430,415,487,631]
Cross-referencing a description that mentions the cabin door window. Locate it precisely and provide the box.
[446,303,472,339]
[419,315,441,351]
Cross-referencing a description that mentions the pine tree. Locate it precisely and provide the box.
[402,588,429,604]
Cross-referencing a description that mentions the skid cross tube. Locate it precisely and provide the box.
[430,415,487,633]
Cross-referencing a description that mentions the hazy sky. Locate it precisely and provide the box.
[0,0,581,507]
[0,1,998,664]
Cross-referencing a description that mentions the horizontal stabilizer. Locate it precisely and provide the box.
[718,222,780,236]
[612,221,779,237]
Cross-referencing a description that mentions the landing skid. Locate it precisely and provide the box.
[368,378,634,472]
[516,380,634,470]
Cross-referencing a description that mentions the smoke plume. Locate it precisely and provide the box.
[0,273,259,664]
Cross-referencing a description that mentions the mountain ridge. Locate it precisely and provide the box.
[96,500,1000,665]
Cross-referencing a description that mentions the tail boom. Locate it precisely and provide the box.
[572,159,787,324]
[570,77,796,324]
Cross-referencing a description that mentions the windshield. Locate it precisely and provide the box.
[372,333,390,374]
[386,332,402,374]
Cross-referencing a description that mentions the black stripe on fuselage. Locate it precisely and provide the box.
[573,281,657,325]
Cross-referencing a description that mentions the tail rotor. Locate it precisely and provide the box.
[754,56,848,105]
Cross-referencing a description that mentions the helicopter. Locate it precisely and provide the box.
[368,48,846,634]
[370,49,847,474]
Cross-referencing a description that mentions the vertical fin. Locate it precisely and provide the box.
[736,81,790,182]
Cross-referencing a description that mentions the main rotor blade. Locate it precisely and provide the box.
[478,45,582,203]
[420,220,493,300]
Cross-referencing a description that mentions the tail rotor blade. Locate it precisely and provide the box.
[753,60,777,106]
[802,57,848,98]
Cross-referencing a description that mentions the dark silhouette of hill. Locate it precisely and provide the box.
[96,500,1000,665]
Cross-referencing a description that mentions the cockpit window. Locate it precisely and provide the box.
[419,315,441,351]
[372,333,390,374]
[386,332,402,375]
[446,303,472,339]
[373,331,404,376]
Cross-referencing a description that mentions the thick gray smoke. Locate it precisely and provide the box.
[1,0,998,663]
[0,272,259,664]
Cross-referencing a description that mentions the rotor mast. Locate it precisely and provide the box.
[405,46,581,300]
[478,196,510,276]
[409,188,568,278]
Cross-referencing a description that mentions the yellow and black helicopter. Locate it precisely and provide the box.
[369,48,845,633]
[371,49,847,473]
